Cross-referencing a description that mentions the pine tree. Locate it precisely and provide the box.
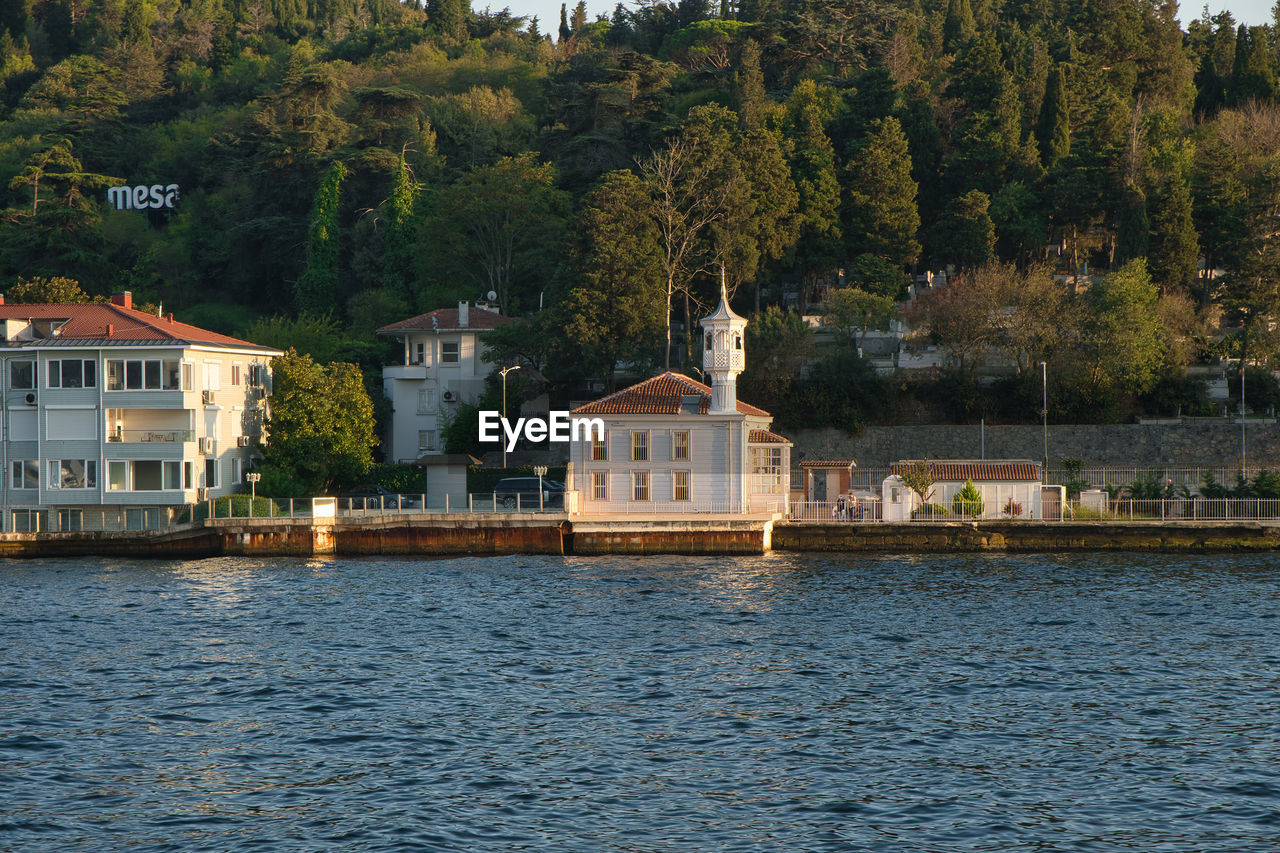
[296,161,347,314]
[558,3,570,42]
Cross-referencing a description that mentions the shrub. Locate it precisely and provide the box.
[911,503,949,520]
[178,494,285,522]
[1003,497,1023,517]
[951,479,984,517]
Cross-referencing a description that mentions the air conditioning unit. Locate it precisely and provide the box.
[201,390,214,405]
[24,392,36,405]
[236,436,251,447]
[199,437,215,454]
[442,390,457,403]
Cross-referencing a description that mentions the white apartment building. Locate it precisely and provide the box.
[0,292,281,532]
[377,301,512,463]
[568,286,791,515]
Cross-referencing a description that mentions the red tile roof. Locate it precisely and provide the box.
[749,429,791,444]
[890,460,1041,482]
[571,372,770,417]
[377,305,511,334]
[0,303,276,350]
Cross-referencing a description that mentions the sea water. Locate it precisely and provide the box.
[2,552,1279,851]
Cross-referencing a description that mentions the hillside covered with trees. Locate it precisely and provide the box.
[2,0,1279,433]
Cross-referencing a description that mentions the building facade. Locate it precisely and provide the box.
[0,292,280,531]
[377,302,512,464]
[881,460,1045,521]
[568,288,791,515]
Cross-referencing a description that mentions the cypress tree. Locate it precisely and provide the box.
[942,0,975,53]
[845,116,921,269]
[296,161,347,314]
[1149,176,1200,294]
[558,3,570,43]
[734,40,768,130]
[1035,64,1070,169]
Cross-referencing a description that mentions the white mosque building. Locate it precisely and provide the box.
[568,285,791,515]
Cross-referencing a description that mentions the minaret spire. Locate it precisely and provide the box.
[701,268,747,414]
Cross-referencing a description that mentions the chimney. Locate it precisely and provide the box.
[107,324,114,338]
[110,291,133,310]
[168,313,174,323]
[458,301,469,328]
[0,294,5,305]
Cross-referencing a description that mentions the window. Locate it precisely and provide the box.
[9,360,34,390]
[591,432,608,461]
[204,458,219,489]
[10,460,38,489]
[12,510,47,532]
[705,333,712,351]
[417,389,435,413]
[47,359,96,389]
[108,460,185,491]
[248,364,266,387]
[58,509,83,532]
[418,430,436,451]
[631,471,650,502]
[592,471,608,501]
[441,341,460,364]
[414,342,425,365]
[231,457,243,485]
[49,460,96,489]
[231,364,242,386]
[108,461,127,491]
[107,359,181,391]
[734,333,742,350]
[182,362,194,391]
[750,447,783,494]
[203,362,221,391]
[673,470,691,502]
[631,430,648,462]
[672,430,690,461]
[163,461,184,490]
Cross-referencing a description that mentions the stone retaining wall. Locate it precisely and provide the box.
[790,423,1280,467]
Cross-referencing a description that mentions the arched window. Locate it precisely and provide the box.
[704,333,713,351]
[734,333,742,350]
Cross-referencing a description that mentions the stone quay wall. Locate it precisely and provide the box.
[790,423,1280,468]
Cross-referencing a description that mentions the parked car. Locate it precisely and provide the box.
[341,484,420,510]
[492,477,565,509]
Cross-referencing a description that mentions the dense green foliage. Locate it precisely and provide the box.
[3,0,1280,431]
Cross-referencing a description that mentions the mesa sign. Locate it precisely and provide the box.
[107,184,180,211]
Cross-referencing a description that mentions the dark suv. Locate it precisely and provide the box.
[492,477,565,509]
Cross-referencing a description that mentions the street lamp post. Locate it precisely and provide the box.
[1241,362,1247,474]
[499,364,521,468]
[246,472,261,517]
[1041,361,1048,472]
[535,465,548,511]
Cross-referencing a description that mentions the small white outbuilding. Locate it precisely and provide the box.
[882,460,1044,521]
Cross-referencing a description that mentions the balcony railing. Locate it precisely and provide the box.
[107,429,194,443]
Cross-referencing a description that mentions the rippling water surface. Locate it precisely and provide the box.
[3,552,1280,851]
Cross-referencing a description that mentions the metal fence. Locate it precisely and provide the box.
[786,498,1280,523]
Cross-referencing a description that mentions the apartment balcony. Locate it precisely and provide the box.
[385,364,429,380]
[107,429,194,443]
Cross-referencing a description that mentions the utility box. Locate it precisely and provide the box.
[1080,489,1109,514]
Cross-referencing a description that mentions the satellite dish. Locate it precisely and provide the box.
[486,291,497,302]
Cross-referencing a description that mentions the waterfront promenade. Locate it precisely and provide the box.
[6,496,1280,557]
